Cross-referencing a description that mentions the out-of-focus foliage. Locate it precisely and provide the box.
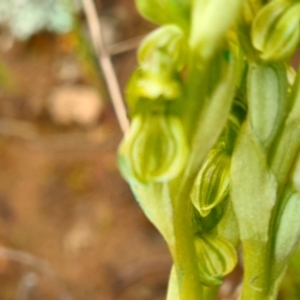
[0,0,79,39]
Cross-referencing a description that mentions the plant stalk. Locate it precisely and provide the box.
[241,240,276,300]
[171,187,204,300]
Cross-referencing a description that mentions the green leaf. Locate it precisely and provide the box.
[270,64,300,187]
[132,183,175,245]
[216,200,240,247]
[166,266,180,300]
[185,49,240,179]
[230,124,277,241]
[274,190,300,272]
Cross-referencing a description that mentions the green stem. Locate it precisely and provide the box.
[241,240,276,300]
[169,57,205,298]
[171,186,203,300]
[203,286,220,300]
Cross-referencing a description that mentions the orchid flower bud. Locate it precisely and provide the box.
[138,25,187,71]
[118,113,188,184]
[191,148,230,217]
[195,235,237,286]
[252,0,300,61]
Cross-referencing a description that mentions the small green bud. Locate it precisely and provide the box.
[194,235,237,286]
[118,113,188,184]
[252,0,300,61]
[138,25,187,71]
[191,148,230,217]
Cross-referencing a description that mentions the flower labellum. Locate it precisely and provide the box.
[118,113,188,184]
[191,148,230,217]
[252,0,300,61]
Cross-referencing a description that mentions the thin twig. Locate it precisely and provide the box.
[114,257,172,299]
[108,35,145,56]
[81,0,130,133]
[0,247,73,300]
[0,118,38,139]
[16,272,39,300]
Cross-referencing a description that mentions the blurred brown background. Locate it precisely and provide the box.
[0,0,171,299]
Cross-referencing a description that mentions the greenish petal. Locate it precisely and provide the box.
[251,0,300,61]
[191,148,230,217]
[195,235,237,286]
[251,0,290,53]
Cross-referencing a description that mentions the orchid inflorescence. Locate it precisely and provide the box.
[118,0,300,299]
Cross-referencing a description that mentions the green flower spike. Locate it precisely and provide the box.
[118,113,188,184]
[191,148,230,217]
[194,234,237,286]
[252,0,300,61]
